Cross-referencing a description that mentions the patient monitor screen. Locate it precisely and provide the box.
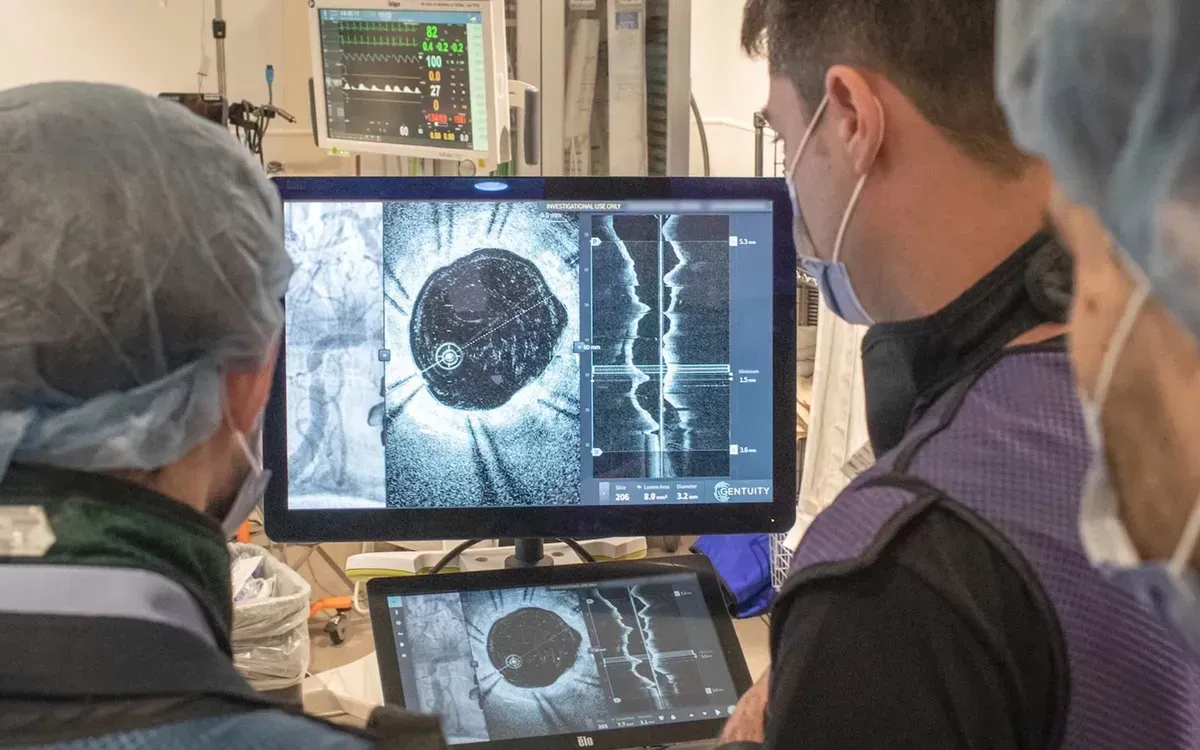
[316,8,489,151]
[383,571,740,744]
[282,198,775,510]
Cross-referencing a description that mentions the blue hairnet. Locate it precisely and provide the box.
[996,0,1200,341]
[0,82,292,479]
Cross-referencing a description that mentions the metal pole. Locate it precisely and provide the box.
[753,110,766,178]
[214,0,228,100]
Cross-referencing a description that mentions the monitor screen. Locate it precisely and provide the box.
[380,570,742,746]
[266,178,797,541]
[316,8,490,152]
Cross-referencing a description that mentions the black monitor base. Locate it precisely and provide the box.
[428,537,597,574]
[506,537,551,568]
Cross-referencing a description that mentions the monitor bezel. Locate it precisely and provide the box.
[308,0,505,165]
[366,556,754,750]
[265,177,797,542]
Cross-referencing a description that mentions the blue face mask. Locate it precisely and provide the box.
[1078,275,1200,656]
[784,94,880,326]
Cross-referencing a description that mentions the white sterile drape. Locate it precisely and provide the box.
[786,304,871,551]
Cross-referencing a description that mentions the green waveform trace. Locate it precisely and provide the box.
[339,34,421,48]
[337,21,419,33]
[342,52,423,64]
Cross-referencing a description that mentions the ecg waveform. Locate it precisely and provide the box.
[342,52,423,64]
[344,83,422,95]
[338,21,419,32]
[336,21,421,48]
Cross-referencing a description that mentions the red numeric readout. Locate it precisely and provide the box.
[424,112,468,126]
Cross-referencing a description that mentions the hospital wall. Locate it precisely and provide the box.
[0,0,348,175]
[687,1,771,177]
[0,1,285,105]
[0,0,767,178]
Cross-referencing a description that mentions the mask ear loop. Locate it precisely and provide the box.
[787,94,831,179]
[1091,282,1150,409]
[1170,493,1200,580]
[831,97,885,264]
[221,382,264,475]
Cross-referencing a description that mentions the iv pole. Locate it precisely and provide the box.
[213,0,228,100]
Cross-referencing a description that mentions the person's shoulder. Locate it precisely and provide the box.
[767,503,1064,749]
[949,342,1081,446]
[13,706,447,750]
[126,710,379,749]
[776,500,1061,686]
[784,476,933,579]
[783,473,1054,614]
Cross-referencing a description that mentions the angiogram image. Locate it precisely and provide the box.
[461,587,607,741]
[380,202,582,508]
[582,583,710,714]
[284,202,388,509]
[591,214,731,479]
[402,594,490,745]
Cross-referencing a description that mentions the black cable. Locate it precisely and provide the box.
[427,538,597,574]
[555,538,596,563]
[257,114,270,166]
[690,92,711,177]
[428,539,485,575]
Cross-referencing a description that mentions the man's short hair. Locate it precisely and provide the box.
[742,0,1029,177]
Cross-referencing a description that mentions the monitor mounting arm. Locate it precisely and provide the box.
[509,79,539,167]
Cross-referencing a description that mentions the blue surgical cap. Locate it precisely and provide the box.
[997,0,1200,341]
[0,82,292,479]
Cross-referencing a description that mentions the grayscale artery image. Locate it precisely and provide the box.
[381,203,581,508]
[591,214,731,479]
[395,577,737,744]
[400,594,491,745]
[283,202,388,509]
[581,583,712,713]
[461,587,607,741]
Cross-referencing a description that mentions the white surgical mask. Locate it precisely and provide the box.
[218,398,271,539]
[785,94,882,326]
[1078,276,1200,656]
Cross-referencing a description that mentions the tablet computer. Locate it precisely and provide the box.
[368,557,752,749]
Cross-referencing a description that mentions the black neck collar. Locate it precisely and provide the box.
[861,232,1072,455]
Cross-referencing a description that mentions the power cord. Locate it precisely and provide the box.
[427,538,598,575]
[690,93,711,177]
[230,65,296,167]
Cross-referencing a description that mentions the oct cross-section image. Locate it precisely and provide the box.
[462,587,606,741]
[381,202,581,508]
[410,248,569,410]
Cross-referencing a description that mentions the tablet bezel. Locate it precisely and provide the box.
[367,556,754,750]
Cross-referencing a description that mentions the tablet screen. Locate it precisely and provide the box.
[381,570,741,745]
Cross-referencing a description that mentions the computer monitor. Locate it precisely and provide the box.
[265,177,797,542]
[308,0,511,170]
[367,557,753,749]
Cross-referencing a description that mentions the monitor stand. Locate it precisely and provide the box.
[442,537,599,572]
[506,537,552,568]
[504,537,608,568]
[344,536,648,577]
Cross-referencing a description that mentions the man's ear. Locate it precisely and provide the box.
[825,65,885,176]
[222,339,280,434]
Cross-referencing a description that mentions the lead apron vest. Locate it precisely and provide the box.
[781,347,1200,748]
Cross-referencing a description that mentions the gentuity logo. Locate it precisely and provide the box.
[713,482,770,502]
